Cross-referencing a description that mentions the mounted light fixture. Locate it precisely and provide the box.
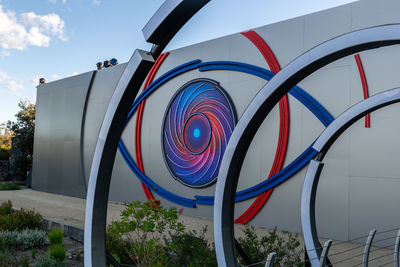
[96,62,103,70]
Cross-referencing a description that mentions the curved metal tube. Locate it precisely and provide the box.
[84,0,209,266]
[301,88,400,267]
[214,24,400,266]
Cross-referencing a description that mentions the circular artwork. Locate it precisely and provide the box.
[162,78,236,188]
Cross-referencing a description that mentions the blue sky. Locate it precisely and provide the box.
[0,0,356,124]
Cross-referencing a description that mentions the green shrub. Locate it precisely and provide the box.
[21,255,29,267]
[0,203,42,231]
[0,231,18,248]
[165,226,217,267]
[0,200,12,216]
[49,244,66,262]
[106,230,135,266]
[47,228,63,246]
[0,249,19,266]
[0,182,20,190]
[34,256,65,267]
[0,229,46,249]
[108,200,185,266]
[237,226,303,266]
[16,229,46,249]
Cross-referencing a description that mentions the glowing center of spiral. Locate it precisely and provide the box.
[193,128,200,138]
[183,113,212,155]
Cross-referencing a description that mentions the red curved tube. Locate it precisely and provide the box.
[354,54,371,128]
[135,52,169,201]
[236,31,290,224]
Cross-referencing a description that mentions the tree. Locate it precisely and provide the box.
[7,100,35,179]
[0,123,12,160]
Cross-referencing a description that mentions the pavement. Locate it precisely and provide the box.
[0,188,396,266]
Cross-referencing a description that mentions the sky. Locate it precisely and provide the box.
[0,0,357,124]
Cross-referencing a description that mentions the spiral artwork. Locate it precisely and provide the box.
[162,79,236,188]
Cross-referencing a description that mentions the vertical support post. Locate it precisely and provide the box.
[394,229,400,267]
[264,252,276,267]
[363,229,376,267]
[319,240,332,267]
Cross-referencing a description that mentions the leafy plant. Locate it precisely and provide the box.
[49,244,66,262]
[0,229,46,249]
[0,200,12,216]
[108,200,185,266]
[21,255,29,267]
[16,229,46,249]
[0,201,42,231]
[47,227,64,246]
[164,226,217,267]
[34,255,65,267]
[0,249,20,266]
[237,226,303,266]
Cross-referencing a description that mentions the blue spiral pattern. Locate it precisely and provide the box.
[162,79,236,188]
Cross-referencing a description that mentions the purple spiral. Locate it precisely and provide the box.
[162,79,236,188]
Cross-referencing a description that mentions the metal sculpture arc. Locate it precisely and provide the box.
[301,88,400,266]
[213,24,400,267]
[84,0,210,266]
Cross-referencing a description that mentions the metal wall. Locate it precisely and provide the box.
[32,0,400,241]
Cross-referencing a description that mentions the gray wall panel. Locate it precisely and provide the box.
[32,72,94,197]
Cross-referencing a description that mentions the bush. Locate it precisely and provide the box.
[106,230,135,266]
[47,228,63,246]
[0,200,12,216]
[0,201,42,231]
[165,226,217,267]
[49,244,66,262]
[16,229,46,249]
[34,256,64,267]
[0,182,20,190]
[0,229,46,249]
[108,200,185,266]
[0,249,20,266]
[237,226,302,266]
[0,231,18,249]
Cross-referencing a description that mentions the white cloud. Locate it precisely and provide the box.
[92,0,100,5]
[0,70,9,82]
[62,0,67,4]
[48,0,57,3]
[1,50,10,56]
[0,5,67,51]
[7,80,23,91]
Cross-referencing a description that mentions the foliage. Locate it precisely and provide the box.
[0,200,12,216]
[164,226,217,267]
[16,229,46,249]
[7,100,35,179]
[0,249,20,266]
[34,255,65,267]
[47,228,64,246]
[0,123,12,151]
[21,255,29,267]
[0,201,43,231]
[108,200,185,266]
[0,148,10,161]
[0,229,46,250]
[0,182,20,190]
[49,244,66,262]
[106,230,135,266]
[237,226,303,266]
